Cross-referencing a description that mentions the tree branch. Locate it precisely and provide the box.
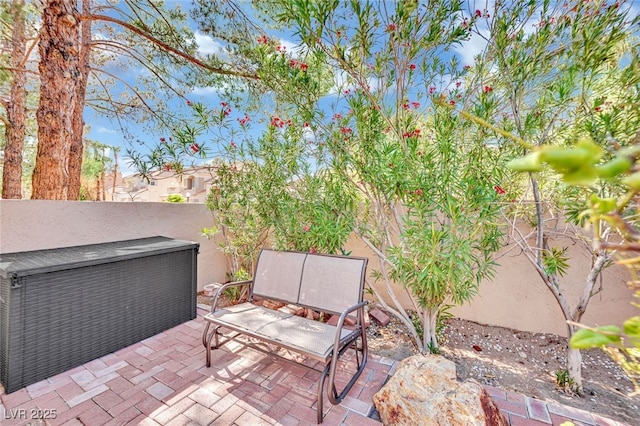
[91,67,172,125]
[90,39,189,100]
[19,35,39,68]
[0,67,39,76]
[82,13,260,81]
[90,72,128,139]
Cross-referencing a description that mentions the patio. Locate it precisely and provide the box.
[0,304,628,426]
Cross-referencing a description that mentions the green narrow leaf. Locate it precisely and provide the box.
[623,316,640,339]
[506,151,543,172]
[570,326,622,349]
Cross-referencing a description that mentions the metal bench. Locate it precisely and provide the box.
[201,249,369,423]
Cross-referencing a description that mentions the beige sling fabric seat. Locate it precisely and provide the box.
[201,249,369,423]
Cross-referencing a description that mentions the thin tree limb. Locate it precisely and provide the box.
[82,13,260,80]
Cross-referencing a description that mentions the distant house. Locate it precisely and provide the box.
[107,167,216,203]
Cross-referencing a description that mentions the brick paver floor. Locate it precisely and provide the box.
[0,306,630,425]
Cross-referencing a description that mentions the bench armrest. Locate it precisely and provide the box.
[332,300,368,349]
[207,280,253,313]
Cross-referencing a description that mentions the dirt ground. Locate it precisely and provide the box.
[367,311,639,425]
[197,293,638,425]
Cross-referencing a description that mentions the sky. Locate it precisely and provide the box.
[81,0,640,175]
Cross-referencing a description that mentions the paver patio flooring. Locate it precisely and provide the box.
[0,305,629,425]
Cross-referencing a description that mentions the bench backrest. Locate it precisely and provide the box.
[252,249,368,315]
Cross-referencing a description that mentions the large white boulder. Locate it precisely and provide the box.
[373,354,508,426]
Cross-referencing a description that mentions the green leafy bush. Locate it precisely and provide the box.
[166,194,185,203]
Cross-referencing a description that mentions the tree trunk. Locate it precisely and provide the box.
[31,0,80,200]
[111,149,118,200]
[100,152,106,201]
[422,307,439,353]
[2,0,27,199]
[563,252,609,394]
[67,0,91,200]
[567,326,583,394]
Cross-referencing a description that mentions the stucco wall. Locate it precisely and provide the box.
[0,200,227,290]
[343,234,636,336]
[1,200,635,336]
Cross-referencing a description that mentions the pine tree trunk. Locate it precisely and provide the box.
[2,0,27,199]
[67,0,90,200]
[31,0,80,200]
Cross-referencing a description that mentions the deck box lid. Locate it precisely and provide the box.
[0,236,199,279]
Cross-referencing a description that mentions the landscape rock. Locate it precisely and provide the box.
[373,354,508,426]
[369,308,390,326]
[325,314,356,328]
[364,309,371,329]
[285,304,305,316]
[263,299,285,310]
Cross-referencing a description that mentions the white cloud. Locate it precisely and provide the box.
[195,31,225,56]
[191,87,224,96]
[328,69,382,96]
[97,127,118,134]
[278,38,300,55]
[454,30,489,66]
[303,127,316,143]
[331,69,355,94]
[191,86,222,96]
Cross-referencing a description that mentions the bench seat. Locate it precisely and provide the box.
[201,249,369,423]
[204,303,354,361]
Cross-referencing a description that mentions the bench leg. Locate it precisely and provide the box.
[315,330,368,423]
[202,322,211,348]
[327,330,368,406]
[203,323,221,368]
[317,363,331,424]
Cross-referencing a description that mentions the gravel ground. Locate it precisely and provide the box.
[366,311,639,425]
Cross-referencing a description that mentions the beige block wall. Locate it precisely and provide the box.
[450,243,634,336]
[0,200,227,290]
[1,200,635,336]
[343,234,636,336]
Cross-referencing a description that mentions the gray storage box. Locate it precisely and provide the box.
[0,236,199,393]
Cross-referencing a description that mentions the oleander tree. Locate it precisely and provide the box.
[504,130,640,397]
[453,0,639,393]
[188,0,507,352]
[567,135,640,396]
[133,44,358,279]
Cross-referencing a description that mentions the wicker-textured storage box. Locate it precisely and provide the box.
[0,236,199,393]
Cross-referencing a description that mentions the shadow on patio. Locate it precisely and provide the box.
[0,305,390,426]
[0,305,629,426]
